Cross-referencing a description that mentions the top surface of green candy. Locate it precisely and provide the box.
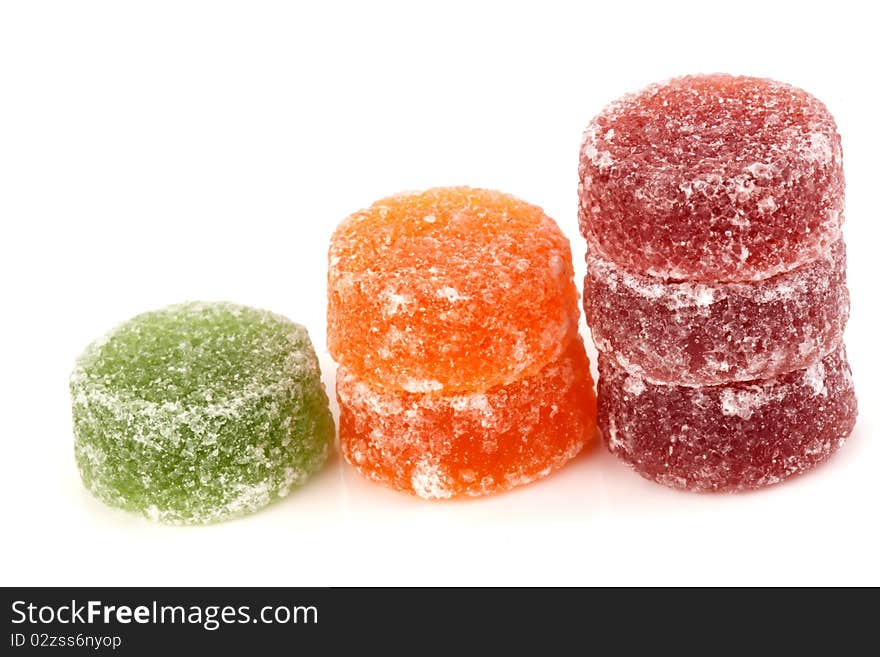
[74,302,314,406]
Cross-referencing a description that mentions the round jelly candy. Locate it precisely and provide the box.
[598,345,857,492]
[578,74,844,281]
[328,186,580,393]
[584,239,849,386]
[336,336,597,499]
[70,302,334,523]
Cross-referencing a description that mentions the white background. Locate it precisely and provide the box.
[1,1,877,586]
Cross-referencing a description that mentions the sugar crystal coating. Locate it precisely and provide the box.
[579,74,845,281]
[336,336,597,499]
[328,187,579,393]
[598,345,857,492]
[70,302,334,524]
[584,239,849,385]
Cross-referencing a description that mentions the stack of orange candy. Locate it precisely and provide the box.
[328,187,597,498]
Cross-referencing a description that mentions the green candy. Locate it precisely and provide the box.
[70,302,334,524]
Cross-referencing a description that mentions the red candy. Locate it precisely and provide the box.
[578,74,844,281]
[581,74,856,493]
[599,345,857,492]
[584,239,849,385]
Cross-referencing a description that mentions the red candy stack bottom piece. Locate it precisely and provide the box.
[579,74,857,492]
[598,346,856,492]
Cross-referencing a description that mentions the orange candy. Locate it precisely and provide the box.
[337,337,596,498]
[328,187,596,498]
[328,187,579,393]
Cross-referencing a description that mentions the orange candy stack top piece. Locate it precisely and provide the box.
[328,187,596,498]
[328,187,580,393]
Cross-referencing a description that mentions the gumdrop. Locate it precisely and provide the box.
[70,302,334,524]
[328,186,579,393]
[584,239,849,386]
[337,336,597,499]
[598,345,857,492]
[579,74,845,281]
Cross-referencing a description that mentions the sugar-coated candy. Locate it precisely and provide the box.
[598,345,857,492]
[336,336,597,499]
[328,187,579,393]
[579,74,844,281]
[71,302,334,523]
[584,239,849,386]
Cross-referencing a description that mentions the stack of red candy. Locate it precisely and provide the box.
[579,74,857,492]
